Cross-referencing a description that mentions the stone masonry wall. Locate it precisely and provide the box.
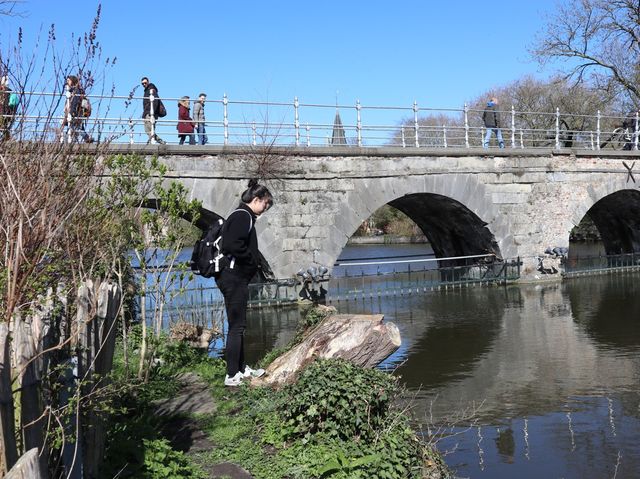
[132,145,640,280]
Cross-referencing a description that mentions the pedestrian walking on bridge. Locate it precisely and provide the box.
[482,97,505,148]
[141,76,166,144]
[193,93,207,145]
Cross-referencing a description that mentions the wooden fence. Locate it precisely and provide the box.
[1,280,122,478]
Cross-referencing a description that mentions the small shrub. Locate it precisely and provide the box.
[142,438,204,478]
[156,338,207,370]
[296,305,335,335]
[281,359,399,442]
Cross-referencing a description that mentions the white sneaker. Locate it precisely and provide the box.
[242,366,265,378]
[224,372,244,387]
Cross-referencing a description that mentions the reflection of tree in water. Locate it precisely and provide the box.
[567,274,640,351]
[495,427,515,464]
[396,286,521,389]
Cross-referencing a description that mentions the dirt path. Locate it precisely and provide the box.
[153,372,254,479]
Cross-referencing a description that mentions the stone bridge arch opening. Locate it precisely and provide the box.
[340,192,503,274]
[570,189,640,258]
[386,193,502,266]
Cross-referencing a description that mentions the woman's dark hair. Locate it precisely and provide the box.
[241,179,273,207]
[67,75,79,86]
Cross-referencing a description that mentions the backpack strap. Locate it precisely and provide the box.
[230,208,253,233]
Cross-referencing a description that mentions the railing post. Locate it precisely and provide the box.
[555,107,560,149]
[596,110,601,150]
[63,85,72,143]
[149,89,155,140]
[635,111,639,150]
[356,100,362,147]
[223,93,229,145]
[413,100,419,147]
[511,105,516,148]
[520,129,524,148]
[306,123,310,147]
[129,119,134,144]
[252,121,256,146]
[294,96,299,146]
[443,124,447,148]
[464,103,469,148]
[401,126,406,148]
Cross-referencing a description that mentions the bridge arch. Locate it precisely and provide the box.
[303,174,518,276]
[567,177,640,255]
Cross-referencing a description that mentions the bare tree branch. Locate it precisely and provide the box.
[532,0,640,108]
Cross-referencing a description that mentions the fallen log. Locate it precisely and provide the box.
[5,448,44,479]
[255,313,401,387]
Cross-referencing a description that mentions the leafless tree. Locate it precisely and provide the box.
[389,113,465,148]
[532,0,640,109]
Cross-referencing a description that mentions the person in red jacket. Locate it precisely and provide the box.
[177,96,195,145]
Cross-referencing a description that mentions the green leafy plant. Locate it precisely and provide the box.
[296,305,332,334]
[281,359,399,442]
[155,337,207,372]
[142,438,204,478]
[318,450,380,477]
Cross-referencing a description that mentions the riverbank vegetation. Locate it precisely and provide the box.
[100,308,451,479]
[354,205,425,239]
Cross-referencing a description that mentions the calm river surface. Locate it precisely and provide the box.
[241,244,640,479]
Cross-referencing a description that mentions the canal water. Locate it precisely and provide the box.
[240,244,640,479]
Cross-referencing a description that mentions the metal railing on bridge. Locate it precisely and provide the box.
[2,90,639,150]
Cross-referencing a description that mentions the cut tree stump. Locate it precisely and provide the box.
[5,448,44,479]
[255,314,401,388]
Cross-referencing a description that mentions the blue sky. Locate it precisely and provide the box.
[1,0,563,136]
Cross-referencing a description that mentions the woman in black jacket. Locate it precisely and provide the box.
[217,179,273,386]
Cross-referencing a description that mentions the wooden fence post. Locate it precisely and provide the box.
[0,322,18,474]
[75,280,121,479]
[12,314,46,463]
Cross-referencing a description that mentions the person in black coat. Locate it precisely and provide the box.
[216,179,274,386]
[141,76,165,144]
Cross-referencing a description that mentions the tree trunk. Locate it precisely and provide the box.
[256,314,401,388]
[0,322,18,475]
[5,448,45,479]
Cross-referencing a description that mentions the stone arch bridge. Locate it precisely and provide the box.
[110,145,640,280]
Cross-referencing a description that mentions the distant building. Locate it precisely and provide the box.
[331,109,347,145]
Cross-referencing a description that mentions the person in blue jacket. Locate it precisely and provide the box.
[482,97,505,148]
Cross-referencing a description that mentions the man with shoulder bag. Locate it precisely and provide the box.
[141,76,166,144]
